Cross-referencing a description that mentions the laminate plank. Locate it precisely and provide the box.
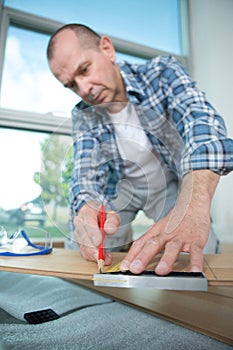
[0,250,232,285]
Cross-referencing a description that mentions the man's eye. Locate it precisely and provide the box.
[82,65,89,74]
[69,82,76,89]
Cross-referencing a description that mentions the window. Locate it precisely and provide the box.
[0,128,72,240]
[4,0,182,54]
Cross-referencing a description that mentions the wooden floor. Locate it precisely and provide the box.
[221,243,233,253]
[53,240,233,252]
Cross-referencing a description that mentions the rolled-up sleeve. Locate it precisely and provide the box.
[161,56,233,176]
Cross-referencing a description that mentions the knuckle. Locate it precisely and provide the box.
[107,212,121,225]
[79,245,88,258]
[166,239,182,249]
[132,238,144,249]
[146,238,160,247]
[79,244,94,260]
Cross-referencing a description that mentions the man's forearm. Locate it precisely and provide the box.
[179,170,220,213]
[164,169,220,237]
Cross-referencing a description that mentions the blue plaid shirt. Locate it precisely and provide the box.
[70,56,233,214]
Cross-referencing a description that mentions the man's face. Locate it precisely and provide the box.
[49,30,126,105]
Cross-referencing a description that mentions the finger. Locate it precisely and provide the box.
[120,225,165,273]
[104,252,112,266]
[85,215,103,246]
[155,239,183,275]
[189,242,203,272]
[79,244,98,261]
[73,215,92,247]
[74,225,96,249]
[104,211,121,235]
[129,236,165,274]
[120,236,145,271]
[73,220,87,246]
[74,213,102,247]
[120,223,161,271]
[79,244,112,266]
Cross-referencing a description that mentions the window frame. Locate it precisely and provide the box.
[0,1,189,135]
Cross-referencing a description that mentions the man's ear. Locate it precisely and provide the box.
[99,36,116,63]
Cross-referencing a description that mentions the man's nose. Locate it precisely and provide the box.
[75,78,91,99]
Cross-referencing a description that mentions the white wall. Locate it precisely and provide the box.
[188,0,233,243]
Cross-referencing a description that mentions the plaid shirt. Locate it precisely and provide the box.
[70,56,233,214]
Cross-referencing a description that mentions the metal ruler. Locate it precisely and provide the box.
[93,270,208,291]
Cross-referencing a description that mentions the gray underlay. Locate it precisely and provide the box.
[0,272,231,350]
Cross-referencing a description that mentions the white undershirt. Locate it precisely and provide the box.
[108,103,172,189]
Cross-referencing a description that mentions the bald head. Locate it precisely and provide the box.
[46,23,127,105]
[47,23,101,61]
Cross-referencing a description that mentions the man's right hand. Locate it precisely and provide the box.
[73,201,120,265]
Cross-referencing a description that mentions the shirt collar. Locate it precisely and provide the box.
[117,61,146,103]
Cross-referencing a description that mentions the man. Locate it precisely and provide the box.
[47,24,233,275]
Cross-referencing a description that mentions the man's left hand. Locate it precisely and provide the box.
[120,170,220,275]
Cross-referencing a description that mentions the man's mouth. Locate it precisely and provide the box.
[92,90,105,104]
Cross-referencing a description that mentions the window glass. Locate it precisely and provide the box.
[0,128,72,240]
[4,0,181,54]
[0,26,145,114]
[0,26,79,116]
[0,128,152,242]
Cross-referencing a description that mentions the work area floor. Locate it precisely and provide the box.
[0,272,232,350]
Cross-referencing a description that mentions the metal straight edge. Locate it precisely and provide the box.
[93,273,208,291]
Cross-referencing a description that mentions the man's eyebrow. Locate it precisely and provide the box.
[63,62,88,88]
[63,65,80,88]
[63,65,79,88]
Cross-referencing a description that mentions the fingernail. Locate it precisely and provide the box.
[120,260,130,271]
[191,265,201,272]
[156,261,167,273]
[130,259,143,272]
[105,223,117,234]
